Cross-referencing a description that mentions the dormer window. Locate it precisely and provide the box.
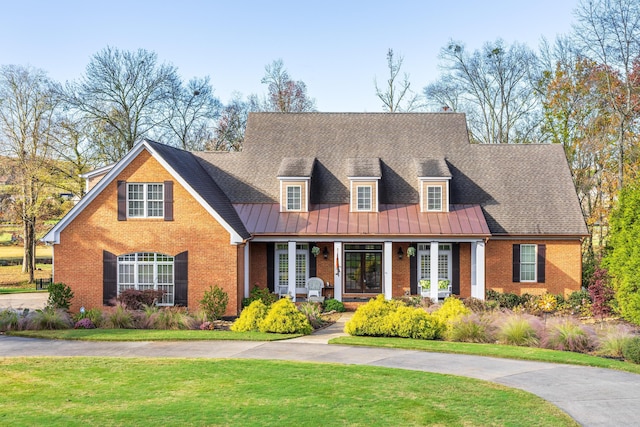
[348,158,381,213]
[416,158,451,213]
[277,157,315,213]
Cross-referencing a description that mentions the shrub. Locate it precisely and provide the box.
[74,308,104,328]
[344,295,403,337]
[589,268,615,319]
[486,290,523,310]
[241,285,278,308]
[74,318,96,329]
[447,313,493,343]
[544,318,596,353]
[26,308,73,330]
[0,309,20,332]
[151,307,195,330]
[622,337,640,364]
[323,298,345,313]
[298,302,325,329]
[259,297,312,334]
[497,315,539,347]
[388,306,444,340]
[200,286,229,321]
[47,282,74,311]
[103,304,135,329]
[231,299,268,332]
[597,324,634,358]
[117,289,164,310]
[559,290,592,317]
[463,297,496,313]
[433,297,471,327]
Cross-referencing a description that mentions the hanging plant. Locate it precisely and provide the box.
[406,247,416,257]
[311,246,320,257]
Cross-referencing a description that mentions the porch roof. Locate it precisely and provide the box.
[234,203,491,237]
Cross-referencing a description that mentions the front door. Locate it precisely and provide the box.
[344,244,382,294]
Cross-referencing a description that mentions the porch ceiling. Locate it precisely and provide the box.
[234,203,491,237]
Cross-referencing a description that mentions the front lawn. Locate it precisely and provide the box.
[330,336,640,375]
[0,358,577,426]
[8,329,300,341]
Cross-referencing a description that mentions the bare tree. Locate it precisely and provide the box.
[260,59,316,112]
[424,39,541,144]
[61,47,180,162]
[374,48,422,112]
[210,94,250,151]
[573,0,640,188]
[162,76,221,150]
[0,65,57,282]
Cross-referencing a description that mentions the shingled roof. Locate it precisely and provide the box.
[194,112,588,236]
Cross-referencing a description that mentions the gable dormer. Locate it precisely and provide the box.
[347,158,381,212]
[416,158,451,213]
[277,157,315,212]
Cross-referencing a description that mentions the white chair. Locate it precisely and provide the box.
[277,284,290,299]
[306,277,324,302]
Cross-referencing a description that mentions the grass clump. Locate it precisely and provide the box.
[544,318,596,353]
[622,336,640,364]
[26,308,73,330]
[447,313,493,343]
[497,315,540,347]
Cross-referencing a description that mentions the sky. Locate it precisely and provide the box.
[1,0,579,112]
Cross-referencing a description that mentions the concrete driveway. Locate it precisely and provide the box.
[0,292,48,310]
[1,313,640,426]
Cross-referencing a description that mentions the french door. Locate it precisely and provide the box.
[344,244,382,294]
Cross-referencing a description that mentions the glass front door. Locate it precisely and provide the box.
[344,244,382,294]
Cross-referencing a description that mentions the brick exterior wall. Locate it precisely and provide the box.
[392,243,411,297]
[54,150,241,315]
[485,239,582,297]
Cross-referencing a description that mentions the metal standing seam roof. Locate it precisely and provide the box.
[234,203,490,237]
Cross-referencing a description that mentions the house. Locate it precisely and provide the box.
[43,113,588,315]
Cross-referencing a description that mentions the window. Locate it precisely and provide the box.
[417,244,451,281]
[127,183,164,218]
[117,252,174,305]
[519,244,536,282]
[286,185,301,211]
[357,186,372,211]
[275,244,309,289]
[427,186,442,211]
[513,244,545,283]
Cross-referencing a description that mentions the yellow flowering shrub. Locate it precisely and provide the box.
[259,297,313,335]
[231,299,268,332]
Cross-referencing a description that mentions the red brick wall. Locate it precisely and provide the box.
[249,243,268,290]
[54,150,241,315]
[392,243,411,297]
[485,239,582,297]
[459,243,471,298]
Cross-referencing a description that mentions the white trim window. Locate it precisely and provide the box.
[417,244,451,281]
[117,252,174,305]
[356,185,372,211]
[127,183,164,218]
[275,243,308,289]
[520,244,537,282]
[286,185,302,211]
[427,186,442,211]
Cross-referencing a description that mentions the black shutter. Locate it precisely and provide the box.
[409,244,417,295]
[452,243,460,295]
[164,181,174,221]
[266,243,274,292]
[537,244,546,283]
[174,251,188,306]
[103,250,117,305]
[512,244,521,283]
[309,243,317,277]
[117,181,127,221]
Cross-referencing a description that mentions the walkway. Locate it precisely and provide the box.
[1,313,639,426]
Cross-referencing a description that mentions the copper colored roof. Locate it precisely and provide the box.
[234,203,490,237]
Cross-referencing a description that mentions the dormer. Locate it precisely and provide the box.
[416,158,451,213]
[347,158,381,212]
[277,157,315,212]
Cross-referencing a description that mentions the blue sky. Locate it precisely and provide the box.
[1,0,578,112]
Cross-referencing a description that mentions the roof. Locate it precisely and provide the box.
[43,140,250,244]
[347,158,381,178]
[277,157,315,177]
[196,112,587,236]
[235,203,490,237]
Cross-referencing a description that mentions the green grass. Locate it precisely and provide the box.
[8,329,301,341]
[0,358,577,426]
[0,263,52,288]
[330,336,640,375]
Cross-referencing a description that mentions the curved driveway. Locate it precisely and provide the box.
[1,318,639,427]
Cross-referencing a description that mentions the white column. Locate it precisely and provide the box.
[475,241,486,300]
[471,242,477,297]
[384,241,393,300]
[244,243,250,298]
[430,241,439,302]
[288,241,297,301]
[333,242,342,301]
